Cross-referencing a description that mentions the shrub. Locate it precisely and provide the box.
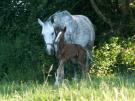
[91,35,135,76]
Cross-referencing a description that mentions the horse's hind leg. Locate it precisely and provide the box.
[78,62,86,79]
[84,49,93,77]
[80,56,89,79]
[86,49,92,64]
[86,51,89,72]
[55,60,64,85]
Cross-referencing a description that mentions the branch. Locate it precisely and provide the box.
[89,0,113,32]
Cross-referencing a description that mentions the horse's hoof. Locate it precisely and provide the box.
[54,81,59,86]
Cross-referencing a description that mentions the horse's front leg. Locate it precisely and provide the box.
[55,60,65,85]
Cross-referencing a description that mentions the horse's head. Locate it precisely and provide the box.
[55,26,66,44]
[38,18,56,55]
[38,11,71,55]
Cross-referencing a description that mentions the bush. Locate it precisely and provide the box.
[91,35,135,76]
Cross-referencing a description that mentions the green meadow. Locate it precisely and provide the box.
[1,75,135,101]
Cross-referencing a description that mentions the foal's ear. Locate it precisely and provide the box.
[55,31,62,43]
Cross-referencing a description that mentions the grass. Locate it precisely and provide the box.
[0,75,135,101]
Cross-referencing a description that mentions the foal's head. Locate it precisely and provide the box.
[55,27,66,44]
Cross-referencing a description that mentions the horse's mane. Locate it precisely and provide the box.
[48,10,72,23]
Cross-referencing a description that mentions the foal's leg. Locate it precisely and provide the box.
[71,59,78,81]
[73,63,78,81]
[80,63,86,78]
[55,60,64,85]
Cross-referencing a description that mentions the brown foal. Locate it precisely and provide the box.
[54,27,88,85]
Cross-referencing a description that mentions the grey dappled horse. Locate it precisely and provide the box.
[38,10,95,84]
[38,10,95,59]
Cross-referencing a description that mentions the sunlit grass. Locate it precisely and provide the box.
[0,75,135,101]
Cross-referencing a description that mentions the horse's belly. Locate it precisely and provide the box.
[64,33,89,47]
[73,34,89,47]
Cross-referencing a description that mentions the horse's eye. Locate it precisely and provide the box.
[52,33,54,35]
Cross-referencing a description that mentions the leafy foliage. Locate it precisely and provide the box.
[92,36,135,76]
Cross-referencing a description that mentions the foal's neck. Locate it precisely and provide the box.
[59,33,65,51]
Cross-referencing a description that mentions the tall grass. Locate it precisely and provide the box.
[0,75,135,101]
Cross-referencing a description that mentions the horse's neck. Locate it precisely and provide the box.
[63,16,78,43]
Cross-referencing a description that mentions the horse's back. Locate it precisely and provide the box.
[71,15,95,47]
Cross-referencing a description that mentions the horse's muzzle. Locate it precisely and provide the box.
[46,47,55,55]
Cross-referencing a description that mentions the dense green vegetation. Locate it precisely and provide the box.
[0,0,135,81]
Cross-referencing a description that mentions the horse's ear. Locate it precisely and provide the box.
[50,15,54,23]
[38,18,44,27]
[63,26,66,33]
